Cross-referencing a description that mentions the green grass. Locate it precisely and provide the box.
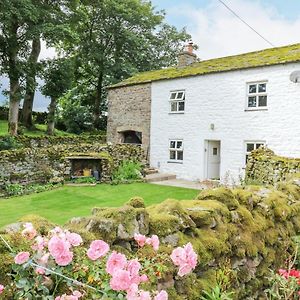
[0,183,199,228]
[0,120,72,136]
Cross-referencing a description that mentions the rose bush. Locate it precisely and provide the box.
[1,223,198,299]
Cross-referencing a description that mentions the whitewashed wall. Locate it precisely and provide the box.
[150,63,300,182]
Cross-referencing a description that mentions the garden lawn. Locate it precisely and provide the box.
[0,120,72,136]
[0,183,199,228]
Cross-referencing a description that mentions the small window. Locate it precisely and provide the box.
[169,90,185,113]
[213,148,218,155]
[246,82,267,109]
[169,140,183,162]
[245,141,265,164]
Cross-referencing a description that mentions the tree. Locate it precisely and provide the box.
[0,0,73,135]
[41,58,74,135]
[65,0,191,129]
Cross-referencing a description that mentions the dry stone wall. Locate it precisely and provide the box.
[246,148,300,185]
[0,144,145,189]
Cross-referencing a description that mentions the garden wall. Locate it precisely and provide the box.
[66,182,300,299]
[0,143,145,191]
[246,148,300,185]
[0,134,106,148]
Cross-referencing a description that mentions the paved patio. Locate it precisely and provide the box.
[150,178,209,190]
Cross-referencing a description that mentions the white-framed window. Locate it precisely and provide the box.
[169,90,185,113]
[169,140,183,161]
[246,82,267,109]
[245,141,265,164]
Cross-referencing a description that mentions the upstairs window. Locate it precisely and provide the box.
[246,82,267,109]
[170,90,185,113]
[245,141,265,164]
[169,140,183,162]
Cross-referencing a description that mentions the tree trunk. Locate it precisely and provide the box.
[93,70,103,129]
[8,23,21,136]
[8,78,20,136]
[21,37,41,128]
[47,97,56,135]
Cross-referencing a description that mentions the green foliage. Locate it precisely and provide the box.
[4,183,58,197]
[57,89,93,134]
[112,160,143,183]
[200,286,234,300]
[0,136,22,150]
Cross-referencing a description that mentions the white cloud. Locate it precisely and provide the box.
[169,0,300,59]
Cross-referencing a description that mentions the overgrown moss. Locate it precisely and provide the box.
[110,43,300,88]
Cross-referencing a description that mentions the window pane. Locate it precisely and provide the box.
[177,92,184,99]
[170,102,177,112]
[248,96,257,107]
[170,141,176,149]
[213,148,218,155]
[177,151,183,160]
[258,95,267,107]
[247,143,254,152]
[249,84,257,93]
[170,93,176,100]
[256,143,264,149]
[170,150,176,160]
[176,141,183,149]
[245,154,249,164]
[258,83,266,93]
[178,101,185,111]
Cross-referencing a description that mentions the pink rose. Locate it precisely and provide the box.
[145,235,160,251]
[0,284,4,294]
[48,236,70,258]
[32,236,47,251]
[14,251,30,265]
[87,240,110,261]
[170,243,197,277]
[39,253,50,265]
[35,267,46,275]
[22,223,37,240]
[106,251,127,275]
[140,274,148,283]
[154,290,168,300]
[134,233,147,247]
[139,291,151,300]
[66,232,83,247]
[55,290,82,300]
[55,250,73,266]
[110,269,132,291]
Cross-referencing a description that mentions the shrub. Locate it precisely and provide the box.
[0,136,22,151]
[112,160,143,183]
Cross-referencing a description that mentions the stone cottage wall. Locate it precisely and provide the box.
[246,148,300,184]
[0,144,145,188]
[107,83,151,155]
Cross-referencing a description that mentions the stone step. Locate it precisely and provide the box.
[145,173,176,183]
[144,168,159,175]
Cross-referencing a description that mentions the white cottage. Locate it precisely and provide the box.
[107,43,300,182]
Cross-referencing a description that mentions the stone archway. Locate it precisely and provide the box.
[119,130,142,145]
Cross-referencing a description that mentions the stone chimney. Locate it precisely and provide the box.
[178,42,197,67]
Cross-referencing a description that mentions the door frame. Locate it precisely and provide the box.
[204,140,221,180]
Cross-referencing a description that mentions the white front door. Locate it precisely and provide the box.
[207,141,220,179]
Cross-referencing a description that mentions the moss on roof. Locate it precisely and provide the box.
[109,43,300,88]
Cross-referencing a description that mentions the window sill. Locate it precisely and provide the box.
[244,108,268,112]
[168,112,185,115]
[167,160,183,164]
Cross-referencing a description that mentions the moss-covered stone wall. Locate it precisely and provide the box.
[0,134,106,148]
[0,143,145,191]
[66,182,300,299]
[246,148,300,185]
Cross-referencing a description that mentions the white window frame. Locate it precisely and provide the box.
[246,81,268,110]
[169,90,185,113]
[244,141,266,165]
[169,139,184,162]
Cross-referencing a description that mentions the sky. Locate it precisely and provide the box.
[1,0,300,111]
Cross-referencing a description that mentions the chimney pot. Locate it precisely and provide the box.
[178,41,197,68]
